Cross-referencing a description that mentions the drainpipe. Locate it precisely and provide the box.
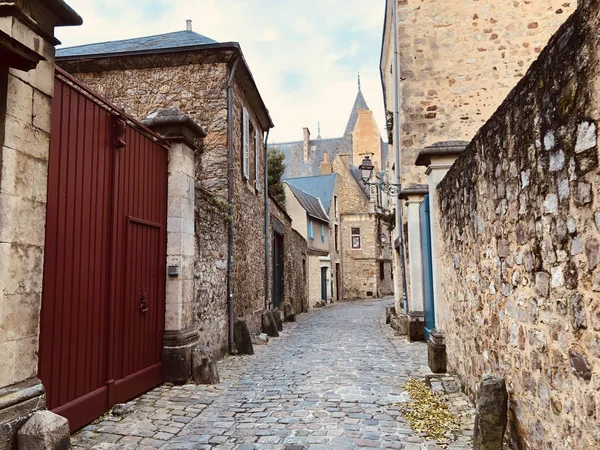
[227,56,240,354]
[264,129,270,311]
[392,0,409,313]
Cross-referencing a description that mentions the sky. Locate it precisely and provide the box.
[55,0,388,144]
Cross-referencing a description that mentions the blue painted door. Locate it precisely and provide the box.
[420,195,435,340]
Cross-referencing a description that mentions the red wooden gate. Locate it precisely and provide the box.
[39,68,168,432]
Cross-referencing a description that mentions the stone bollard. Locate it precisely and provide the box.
[262,311,280,337]
[233,320,254,355]
[192,345,220,385]
[473,375,508,450]
[283,302,296,322]
[427,329,447,373]
[17,410,71,450]
[272,308,284,332]
[385,306,396,324]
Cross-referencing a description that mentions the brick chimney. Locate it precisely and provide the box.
[320,152,333,175]
[303,127,311,162]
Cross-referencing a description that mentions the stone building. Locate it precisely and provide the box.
[327,154,394,300]
[56,26,275,346]
[380,0,576,317]
[273,80,388,179]
[284,174,341,302]
[269,197,309,315]
[0,0,82,444]
[435,1,600,447]
[284,183,333,307]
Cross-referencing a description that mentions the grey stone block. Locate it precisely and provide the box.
[234,319,254,355]
[17,410,71,450]
[192,345,220,385]
[283,303,296,322]
[427,329,447,373]
[473,375,507,450]
[262,311,280,337]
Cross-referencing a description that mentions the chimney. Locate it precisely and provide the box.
[320,152,332,175]
[186,19,192,31]
[303,127,311,162]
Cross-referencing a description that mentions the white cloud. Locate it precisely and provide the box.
[56,0,388,143]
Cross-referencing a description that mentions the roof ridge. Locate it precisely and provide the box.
[58,30,207,51]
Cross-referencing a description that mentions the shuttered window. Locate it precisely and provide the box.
[255,129,261,191]
[243,107,250,180]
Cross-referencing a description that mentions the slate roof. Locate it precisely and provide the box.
[284,174,337,212]
[286,184,330,222]
[276,137,352,179]
[57,31,218,58]
[343,89,370,137]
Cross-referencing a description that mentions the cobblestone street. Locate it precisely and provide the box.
[72,299,473,449]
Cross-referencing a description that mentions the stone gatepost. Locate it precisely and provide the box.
[399,184,429,342]
[0,0,81,445]
[143,108,206,384]
[415,141,467,370]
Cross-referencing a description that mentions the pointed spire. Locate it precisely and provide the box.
[317,121,322,139]
[358,72,361,91]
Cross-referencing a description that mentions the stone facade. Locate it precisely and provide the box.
[393,0,575,187]
[269,198,308,315]
[381,0,576,314]
[59,46,272,340]
[436,2,600,448]
[331,155,394,300]
[194,187,229,357]
[0,0,81,445]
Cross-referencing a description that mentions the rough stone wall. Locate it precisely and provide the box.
[396,0,575,187]
[269,198,308,314]
[332,155,370,214]
[231,81,266,334]
[68,63,230,196]
[194,187,228,357]
[341,214,379,300]
[437,2,600,448]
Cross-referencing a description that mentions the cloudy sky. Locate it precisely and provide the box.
[56,0,388,144]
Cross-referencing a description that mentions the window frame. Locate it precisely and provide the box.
[351,227,361,249]
[321,223,325,243]
[308,219,314,240]
[242,106,250,180]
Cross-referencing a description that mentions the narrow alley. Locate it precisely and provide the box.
[71,300,471,450]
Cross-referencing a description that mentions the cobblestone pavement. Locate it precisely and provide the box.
[72,298,473,449]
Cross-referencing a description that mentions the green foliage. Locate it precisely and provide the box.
[268,147,287,209]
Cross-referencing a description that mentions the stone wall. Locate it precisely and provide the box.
[269,198,308,314]
[395,0,575,187]
[436,2,600,448]
[66,62,230,196]
[341,214,379,300]
[194,187,228,357]
[231,81,266,333]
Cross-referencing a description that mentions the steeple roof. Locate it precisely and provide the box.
[343,88,370,137]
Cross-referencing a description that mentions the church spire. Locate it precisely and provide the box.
[358,72,361,91]
[317,121,322,139]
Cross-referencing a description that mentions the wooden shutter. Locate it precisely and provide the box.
[243,107,249,180]
[255,129,261,191]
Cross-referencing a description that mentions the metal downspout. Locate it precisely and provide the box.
[264,129,270,311]
[227,56,240,354]
[392,0,409,313]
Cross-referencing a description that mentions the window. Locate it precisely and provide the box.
[334,195,338,219]
[249,121,256,185]
[242,107,250,180]
[255,129,261,191]
[308,219,314,240]
[351,227,361,249]
[335,224,339,252]
[321,224,325,243]
[380,261,385,280]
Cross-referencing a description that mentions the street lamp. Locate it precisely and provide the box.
[358,156,401,196]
